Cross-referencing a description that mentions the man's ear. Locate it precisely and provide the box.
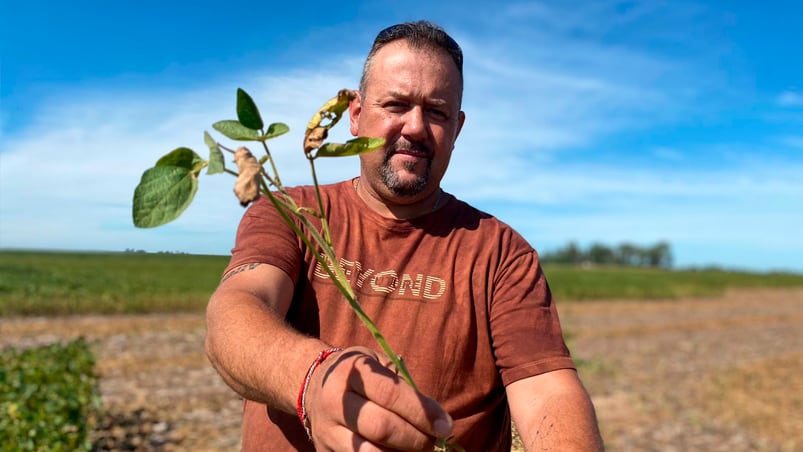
[455,110,466,141]
[348,91,362,137]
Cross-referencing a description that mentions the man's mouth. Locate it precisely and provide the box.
[394,149,429,158]
[389,141,431,159]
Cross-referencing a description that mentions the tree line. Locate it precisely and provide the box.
[540,241,673,269]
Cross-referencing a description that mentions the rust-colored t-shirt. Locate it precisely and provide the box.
[226,180,574,451]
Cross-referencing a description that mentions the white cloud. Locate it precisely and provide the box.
[651,147,685,161]
[780,136,803,148]
[777,90,803,107]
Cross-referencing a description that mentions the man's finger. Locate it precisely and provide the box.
[341,391,436,450]
[344,353,453,439]
[314,424,392,452]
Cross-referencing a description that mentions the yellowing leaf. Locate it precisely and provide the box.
[305,89,355,131]
[303,89,356,155]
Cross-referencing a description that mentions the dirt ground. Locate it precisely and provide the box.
[1,288,801,451]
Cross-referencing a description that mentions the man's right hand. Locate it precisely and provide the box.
[303,346,453,451]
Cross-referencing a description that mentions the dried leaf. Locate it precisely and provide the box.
[304,126,328,155]
[233,147,262,206]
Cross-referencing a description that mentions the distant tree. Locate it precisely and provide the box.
[647,241,673,269]
[616,242,641,266]
[541,240,674,269]
[588,242,615,265]
[564,241,583,264]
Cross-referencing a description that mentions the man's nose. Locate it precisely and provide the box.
[401,106,427,140]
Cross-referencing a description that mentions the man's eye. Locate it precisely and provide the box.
[427,109,449,120]
[384,102,407,111]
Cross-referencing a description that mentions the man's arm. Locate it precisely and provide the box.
[205,263,325,412]
[507,369,604,451]
[204,263,452,449]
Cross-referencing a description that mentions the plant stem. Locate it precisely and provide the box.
[257,176,418,391]
[261,141,282,187]
[307,156,333,247]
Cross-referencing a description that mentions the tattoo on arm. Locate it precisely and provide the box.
[221,263,262,282]
[527,415,555,450]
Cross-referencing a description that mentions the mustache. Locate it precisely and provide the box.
[386,139,432,157]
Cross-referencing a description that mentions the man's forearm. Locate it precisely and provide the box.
[205,288,327,414]
[508,369,604,451]
[521,390,603,451]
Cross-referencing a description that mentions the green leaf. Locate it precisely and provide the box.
[155,147,206,174]
[315,137,385,158]
[204,131,225,174]
[132,166,199,228]
[236,88,264,130]
[261,122,290,140]
[212,120,261,141]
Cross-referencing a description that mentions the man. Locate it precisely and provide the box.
[205,21,603,451]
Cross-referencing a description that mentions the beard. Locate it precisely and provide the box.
[379,140,432,197]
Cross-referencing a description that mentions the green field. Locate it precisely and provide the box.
[543,264,803,300]
[1,250,802,316]
[0,251,228,316]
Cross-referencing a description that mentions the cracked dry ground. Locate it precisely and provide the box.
[1,288,801,451]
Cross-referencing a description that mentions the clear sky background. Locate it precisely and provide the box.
[1,0,801,273]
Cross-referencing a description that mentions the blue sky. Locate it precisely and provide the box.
[1,0,801,273]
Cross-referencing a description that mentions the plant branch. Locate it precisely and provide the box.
[261,140,283,187]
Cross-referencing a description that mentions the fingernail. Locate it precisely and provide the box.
[434,416,452,437]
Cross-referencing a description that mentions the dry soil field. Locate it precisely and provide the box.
[1,288,801,451]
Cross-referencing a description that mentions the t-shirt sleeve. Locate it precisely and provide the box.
[225,195,302,283]
[490,247,575,386]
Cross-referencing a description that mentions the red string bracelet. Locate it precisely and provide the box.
[297,347,343,440]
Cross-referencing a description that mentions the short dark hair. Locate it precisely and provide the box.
[359,21,464,96]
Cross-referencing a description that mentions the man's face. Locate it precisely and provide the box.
[350,40,465,202]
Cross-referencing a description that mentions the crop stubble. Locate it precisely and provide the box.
[1,288,801,451]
